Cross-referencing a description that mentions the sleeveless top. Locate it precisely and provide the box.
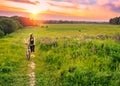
[30,37,34,45]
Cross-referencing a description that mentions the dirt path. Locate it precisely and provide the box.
[28,55,36,86]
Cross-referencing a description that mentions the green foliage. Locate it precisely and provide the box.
[0,18,18,34]
[0,16,40,38]
[0,16,23,37]
[11,16,37,27]
[37,36,120,86]
[0,32,29,85]
[0,29,4,37]
[109,16,120,24]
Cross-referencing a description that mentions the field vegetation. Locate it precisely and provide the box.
[0,24,120,86]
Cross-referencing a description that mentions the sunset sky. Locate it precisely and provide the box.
[0,0,120,21]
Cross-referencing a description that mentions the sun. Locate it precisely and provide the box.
[27,8,40,15]
[26,7,40,20]
[25,1,49,18]
[31,10,39,15]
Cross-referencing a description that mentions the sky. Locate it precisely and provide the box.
[0,0,120,21]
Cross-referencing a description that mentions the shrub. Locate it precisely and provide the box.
[0,17,22,36]
[0,29,4,38]
[0,18,17,34]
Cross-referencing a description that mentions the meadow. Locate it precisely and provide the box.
[0,24,120,86]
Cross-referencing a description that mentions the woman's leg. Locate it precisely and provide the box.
[30,46,33,52]
[33,45,35,52]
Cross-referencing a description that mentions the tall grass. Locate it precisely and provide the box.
[0,30,30,86]
[36,36,120,86]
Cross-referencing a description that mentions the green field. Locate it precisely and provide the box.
[0,24,120,86]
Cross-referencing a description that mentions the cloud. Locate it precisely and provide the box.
[97,0,110,5]
[111,0,120,12]
[0,0,120,21]
[47,1,79,10]
[47,0,117,19]
[62,0,88,3]
[0,0,49,14]
[6,0,40,5]
[105,3,120,12]
[47,1,89,18]
[0,3,25,12]
[96,0,120,12]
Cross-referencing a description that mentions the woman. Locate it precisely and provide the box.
[29,33,35,52]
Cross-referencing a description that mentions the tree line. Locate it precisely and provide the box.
[109,16,120,25]
[39,20,107,24]
[0,16,37,38]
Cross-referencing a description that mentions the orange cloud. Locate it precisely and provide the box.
[0,4,25,12]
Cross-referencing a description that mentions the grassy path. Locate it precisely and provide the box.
[0,26,42,85]
[15,27,41,86]
[28,54,36,86]
[0,24,67,85]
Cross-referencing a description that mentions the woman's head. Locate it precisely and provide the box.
[30,33,33,37]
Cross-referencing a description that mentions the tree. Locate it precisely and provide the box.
[15,16,35,27]
[109,17,120,25]
[0,16,38,38]
[0,17,19,34]
[10,16,23,28]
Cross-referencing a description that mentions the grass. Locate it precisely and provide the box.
[0,24,120,86]
[46,24,120,36]
[36,37,120,86]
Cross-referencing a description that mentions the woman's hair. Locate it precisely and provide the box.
[30,33,33,37]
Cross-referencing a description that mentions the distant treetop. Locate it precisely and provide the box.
[109,16,120,25]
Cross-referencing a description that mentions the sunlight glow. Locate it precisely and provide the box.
[26,1,49,15]
[27,8,40,15]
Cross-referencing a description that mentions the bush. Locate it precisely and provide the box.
[0,18,17,34]
[0,17,22,36]
[0,29,4,38]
